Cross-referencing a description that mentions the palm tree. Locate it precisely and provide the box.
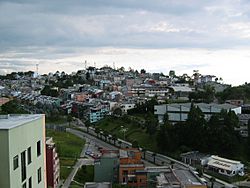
[95,128,100,138]
[141,148,146,159]
[112,134,117,146]
[67,114,73,127]
[170,161,175,169]
[118,140,122,148]
[209,177,215,188]
[152,153,156,164]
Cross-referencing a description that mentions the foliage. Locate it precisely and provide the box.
[113,107,123,117]
[74,165,94,184]
[156,107,244,159]
[216,83,250,102]
[0,100,29,114]
[127,97,158,114]
[189,85,215,103]
[145,113,158,135]
[46,130,85,159]
[46,130,85,180]
[96,116,158,151]
[41,85,59,97]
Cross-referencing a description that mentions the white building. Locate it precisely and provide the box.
[0,114,47,188]
[206,155,244,177]
[121,103,136,114]
[154,103,241,123]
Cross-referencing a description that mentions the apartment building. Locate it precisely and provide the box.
[46,137,60,188]
[0,114,47,188]
[119,148,147,187]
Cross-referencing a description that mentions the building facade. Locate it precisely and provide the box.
[155,103,241,123]
[46,137,60,188]
[119,149,147,187]
[0,114,47,188]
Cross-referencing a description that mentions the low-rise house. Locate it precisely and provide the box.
[180,151,210,167]
[89,101,110,123]
[154,103,241,123]
[168,84,193,100]
[121,103,136,114]
[119,148,147,187]
[155,167,207,188]
[237,114,250,137]
[205,155,244,177]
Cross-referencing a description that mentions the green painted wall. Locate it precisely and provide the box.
[0,115,46,188]
[94,157,118,183]
[0,131,10,188]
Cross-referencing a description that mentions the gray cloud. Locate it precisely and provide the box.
[1,0,250,86]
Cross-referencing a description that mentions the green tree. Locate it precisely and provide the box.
[113,107,123,117]
[186,103,206,151]
[145,113,158,135]
[67,114,73,127]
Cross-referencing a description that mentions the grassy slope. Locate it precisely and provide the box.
[46,130,85,180]
[96,116,158,151]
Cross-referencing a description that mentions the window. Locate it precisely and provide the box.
[37,167,41,184]
[21,150,26,182]
[28,177,32,188]
[13,155,19,170]
[28,147,32,164]
[37,141,41,157]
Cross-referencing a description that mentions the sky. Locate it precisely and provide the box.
[0,0,250,86]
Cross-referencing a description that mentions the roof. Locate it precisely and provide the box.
[84,182,112,188]
[169,86,193,92]
[180,151,210,160]
[0,114,43,130]
[159,103,239,112]
[207,155,243,171]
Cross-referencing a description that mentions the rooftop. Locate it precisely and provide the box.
[0,114,43,130]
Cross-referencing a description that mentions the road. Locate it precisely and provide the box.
[68,127,231,188]
[62,135,94,188]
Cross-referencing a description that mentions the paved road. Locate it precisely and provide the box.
[62,134,94,188]
[67,128,156,167]
[69,127,232,188]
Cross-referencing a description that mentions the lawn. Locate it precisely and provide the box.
[72,165,94,186]
[45,115,68,124]
[96,116,158,151]
[46,130,85,180]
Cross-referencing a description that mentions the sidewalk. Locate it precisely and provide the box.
[61,138,89,188]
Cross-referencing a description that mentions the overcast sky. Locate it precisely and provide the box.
[0,0,250,85]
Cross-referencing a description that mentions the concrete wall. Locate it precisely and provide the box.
[0,130,10,188]
[0,115,46,188]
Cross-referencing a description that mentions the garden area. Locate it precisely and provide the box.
[46,129,85,180]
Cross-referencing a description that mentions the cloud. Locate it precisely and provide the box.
[0,0,250,85]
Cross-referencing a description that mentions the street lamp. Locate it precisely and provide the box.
[120,126,128,141]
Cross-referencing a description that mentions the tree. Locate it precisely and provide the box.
[41,85,59,97]
[132,140,139,148]
[209,177,216,188]
[145,113,158,135]
[152,153,156,164]
[95,128,100,138]
[163,112,169,125]
[156,124,170,152]
[186,103,206,151]
[113,107,123,117]
[141,148,146,159]
[67,114,73,127]
[112,134,117,146]
[118,140,122,148]
[140,69,146,74]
